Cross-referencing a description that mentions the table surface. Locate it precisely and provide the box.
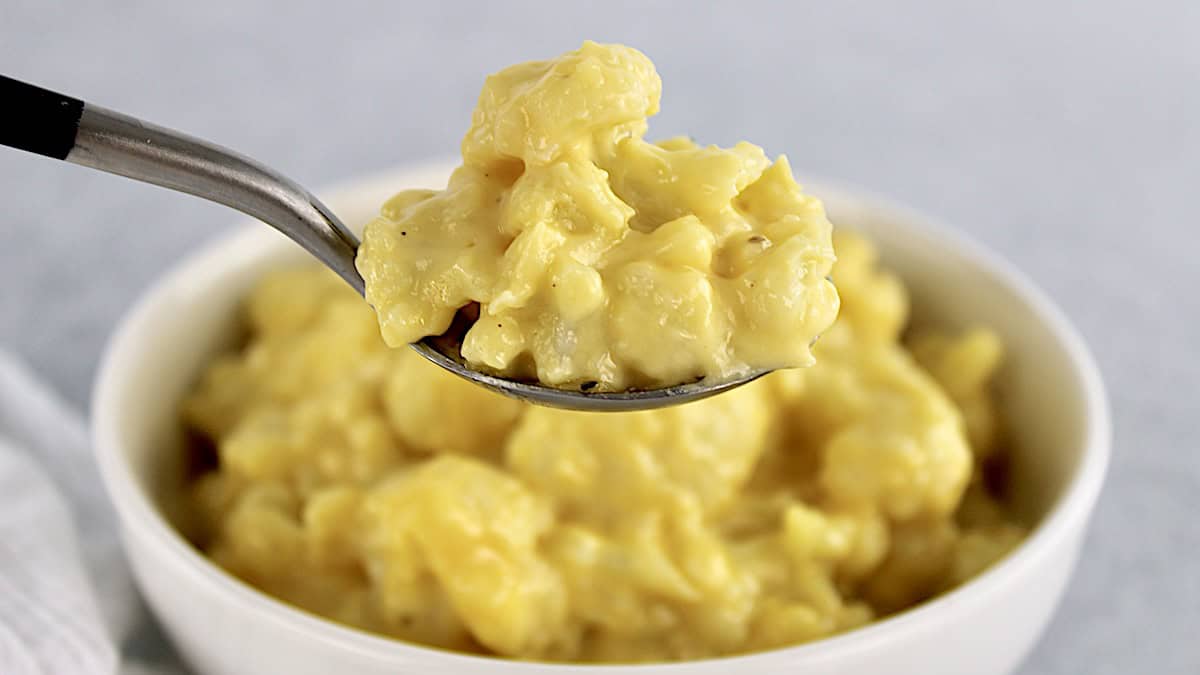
[2,2,1196,673]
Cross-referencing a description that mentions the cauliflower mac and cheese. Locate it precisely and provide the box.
[356,42,839,391]
[184,230,1025,663]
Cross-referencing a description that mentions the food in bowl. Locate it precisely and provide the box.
[183,228,1026,663]
[355,41,839,391]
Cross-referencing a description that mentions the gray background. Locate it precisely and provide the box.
[1,1,1196,673]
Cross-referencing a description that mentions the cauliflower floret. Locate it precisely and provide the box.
[361,456,569,657]
[505,382,772,518]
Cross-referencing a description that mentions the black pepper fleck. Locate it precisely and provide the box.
[580,381,598,391]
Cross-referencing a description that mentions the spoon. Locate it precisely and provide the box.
[0,75,769,411]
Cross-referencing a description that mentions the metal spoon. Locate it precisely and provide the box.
[0,75,769,411]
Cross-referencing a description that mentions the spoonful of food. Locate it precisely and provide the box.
[0,75,773,411]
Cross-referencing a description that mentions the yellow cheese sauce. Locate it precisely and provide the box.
[355,42,839,391]
[184,230,1025,663]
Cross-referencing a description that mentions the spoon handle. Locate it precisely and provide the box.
[0,76,84,159]
[0,75,363,294]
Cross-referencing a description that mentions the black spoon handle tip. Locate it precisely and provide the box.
[0,75,85,160]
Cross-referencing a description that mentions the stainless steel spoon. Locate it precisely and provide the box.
[0,75,769,411]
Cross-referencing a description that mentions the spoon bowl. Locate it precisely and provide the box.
[412,303,773,410]
[413,337,770,411]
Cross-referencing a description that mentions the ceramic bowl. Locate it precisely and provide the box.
[92,160,1110,675]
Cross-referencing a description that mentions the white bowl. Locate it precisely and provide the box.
[92,160,1110,675]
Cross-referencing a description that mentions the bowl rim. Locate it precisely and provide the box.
[91,159,1111,672]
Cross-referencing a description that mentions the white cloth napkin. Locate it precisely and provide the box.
[0,350,183,674]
